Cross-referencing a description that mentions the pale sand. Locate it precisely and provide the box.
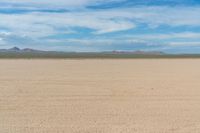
[1,59,200,133]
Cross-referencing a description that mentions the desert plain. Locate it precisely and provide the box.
[1,59,200,133]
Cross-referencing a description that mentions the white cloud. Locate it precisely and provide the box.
[0,5,200,39]
[1,2,200,50]
[0,31,11,36]
[0,37,6,45]
[0,0,125,9]
[122,32,200,40]
[91,6,200,27]
[0,11,136,38]
[169,42,200,46]
[0,0,92,7]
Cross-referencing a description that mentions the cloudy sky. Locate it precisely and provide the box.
[0,0,200,53]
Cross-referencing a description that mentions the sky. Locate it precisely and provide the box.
[0,0,200,53]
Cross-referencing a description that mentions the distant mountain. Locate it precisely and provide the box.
[0,47,200,58]
[0,47,165,55]
[111,50,165,55]
[0,47,42,52]
[8,47,21,51]
[22,48,42,52]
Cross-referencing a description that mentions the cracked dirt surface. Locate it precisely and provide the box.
[1,59,200,133]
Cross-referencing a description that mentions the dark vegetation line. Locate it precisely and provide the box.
[1,52,200,59]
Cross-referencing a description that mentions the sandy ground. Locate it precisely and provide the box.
[1,59,200,133]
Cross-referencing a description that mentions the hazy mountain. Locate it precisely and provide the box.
[111,50,165,55]
[0,47,165,55]
[1,47,200,58]
[8,47,21,51]
[0,47,42,52]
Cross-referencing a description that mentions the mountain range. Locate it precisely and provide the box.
[0,47,42,52]
[0,47,165,55]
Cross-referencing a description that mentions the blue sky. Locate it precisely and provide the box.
[0,0,200,53]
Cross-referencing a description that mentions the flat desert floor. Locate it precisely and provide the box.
[1,59,200,133]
